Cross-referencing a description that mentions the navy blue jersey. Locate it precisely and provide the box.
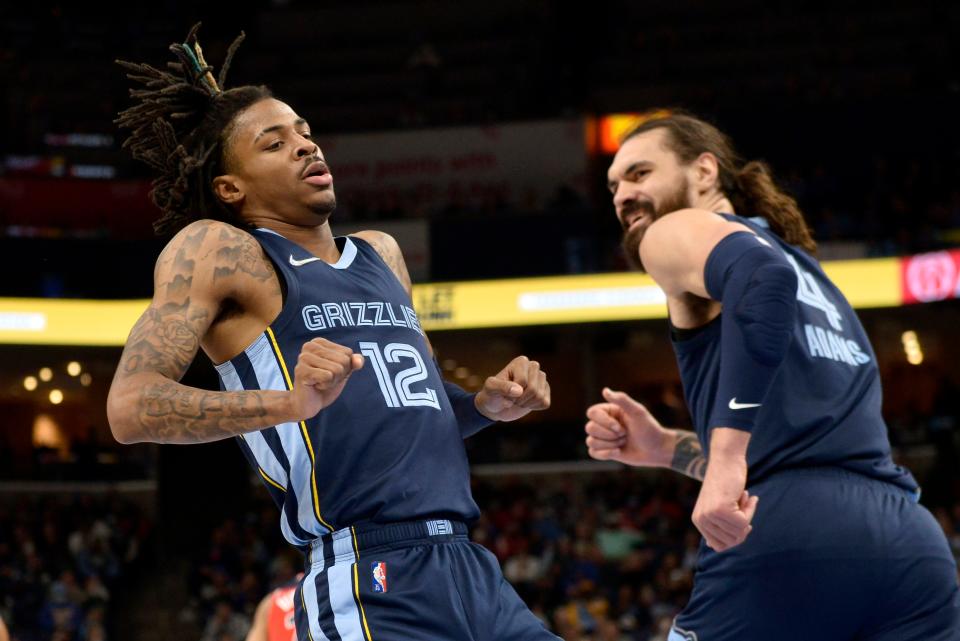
[671,214,918,492]
[215,228,479,547]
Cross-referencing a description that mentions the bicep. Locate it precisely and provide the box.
[115,225,222,382]
[640,209,753,299]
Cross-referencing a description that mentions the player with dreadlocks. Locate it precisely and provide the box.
[114,24,269,233]
[108,24,560,641]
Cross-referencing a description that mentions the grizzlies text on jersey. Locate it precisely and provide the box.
[215,228,479,547]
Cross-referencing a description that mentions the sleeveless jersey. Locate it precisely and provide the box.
[215,228,480,547]
[671,214,918,492]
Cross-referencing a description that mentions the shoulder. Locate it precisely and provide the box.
[349,230,412,293]
[156,219,256,266]
[642,209,749,248]
[640,209,754,296]
[350,229,402,261]
[154,220,275,297]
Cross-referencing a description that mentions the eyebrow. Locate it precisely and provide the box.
[607,161,652,191]
[253,118,308,144]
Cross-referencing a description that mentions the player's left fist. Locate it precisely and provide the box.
[475,355,550,422]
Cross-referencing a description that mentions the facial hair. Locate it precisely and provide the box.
[309,189,337,218]
[621,176,692,272]
[302,156,337,218]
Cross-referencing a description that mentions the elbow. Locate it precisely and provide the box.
[106,385,141,445]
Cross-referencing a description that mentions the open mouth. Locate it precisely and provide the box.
[624,214,647,232]
[302,161,332,186]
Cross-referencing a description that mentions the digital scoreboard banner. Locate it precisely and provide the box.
[0,253,949,345]
[414,257,903,331]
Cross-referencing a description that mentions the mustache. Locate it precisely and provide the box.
[301,156,329,175]
[619,200,656,231]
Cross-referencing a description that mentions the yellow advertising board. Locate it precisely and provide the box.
[0,257,906,345]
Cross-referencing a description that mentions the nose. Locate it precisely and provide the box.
[613,183,634,218]
[294,136,319,159]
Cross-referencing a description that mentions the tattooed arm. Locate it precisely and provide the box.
[667,430,707,481]
[586,388,706,480]
[106,220,300,445]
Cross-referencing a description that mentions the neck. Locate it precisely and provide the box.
[695,191,736,215]
[244,214,341,263]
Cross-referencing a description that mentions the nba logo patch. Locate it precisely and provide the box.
[372,562,387,593]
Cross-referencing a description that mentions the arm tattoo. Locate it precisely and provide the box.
[138,382,270,444]
[119,301,207,379]
[120,224,210,380]
[671,432,707,480]
[112,222,284,444]
[213,226,280,295]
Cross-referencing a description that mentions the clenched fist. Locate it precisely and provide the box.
[475,355,551,422]
[290,338,364,420]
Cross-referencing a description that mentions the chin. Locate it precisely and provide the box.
[621,225,646,272]
[308,192,337,217]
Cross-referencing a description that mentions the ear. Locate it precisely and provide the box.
[212,174,245,207]
[693,152,721,194]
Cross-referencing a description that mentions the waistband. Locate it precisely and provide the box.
[306,519,469,568]
[751,465,921,503]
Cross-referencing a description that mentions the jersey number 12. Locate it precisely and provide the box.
[359,341,441,410]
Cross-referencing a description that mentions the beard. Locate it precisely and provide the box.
[308,189,337,218]
[621,177,692,272]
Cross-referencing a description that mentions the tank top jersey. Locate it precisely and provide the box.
[671,214,918,493]
[214,227,480,547]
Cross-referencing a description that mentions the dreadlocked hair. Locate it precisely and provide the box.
[115,22,273,235]
[623,112,817,255]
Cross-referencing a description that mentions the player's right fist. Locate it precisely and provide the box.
[584,387,672,467]
[289,338,364,420]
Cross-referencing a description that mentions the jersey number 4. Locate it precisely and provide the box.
[785,254,843,331]
[359,341,441,410]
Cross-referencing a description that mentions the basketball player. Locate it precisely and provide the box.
[107,25,559,641]
[586,113,960,640]
[247,575,302,641]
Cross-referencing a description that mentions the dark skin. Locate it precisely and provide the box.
[107,98,551,444]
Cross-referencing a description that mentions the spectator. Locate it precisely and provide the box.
[200,598,250,641]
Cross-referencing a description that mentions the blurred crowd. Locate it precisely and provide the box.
[176,361,960,640]
[181,471,701,641]
[185,460,960,641]
[0,494,152,641]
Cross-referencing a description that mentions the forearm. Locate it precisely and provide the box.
[662,428,749,481]
[442,379,494,438]
[664,429,708,481]
[108,372,297,445]
[707,427,750,463]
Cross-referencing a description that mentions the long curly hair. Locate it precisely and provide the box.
[624,112,817,254]
[115,23,272,235]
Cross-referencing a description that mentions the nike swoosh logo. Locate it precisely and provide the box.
[728,398,761,410]
[289,254,322,267]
